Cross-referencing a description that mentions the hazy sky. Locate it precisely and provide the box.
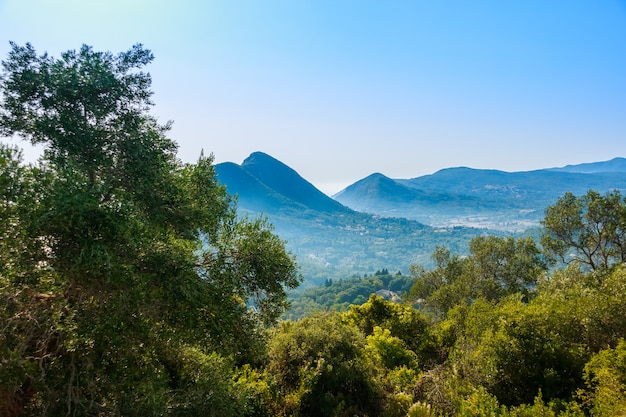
[1,1,625,194]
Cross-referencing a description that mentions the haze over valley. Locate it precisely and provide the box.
[215,152,626,284]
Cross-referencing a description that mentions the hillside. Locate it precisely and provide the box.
[547,157,626,173]
[240,152,349,214]
[215,153,626,283]
[333,172,484,218]
[334,158,626,231]
[214,152,487,284]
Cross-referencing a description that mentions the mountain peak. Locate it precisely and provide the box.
[242,151,301,178]
[221,152,350,214]
[244,151,283,164]
[334,170,431,210]
[365,172,392,181]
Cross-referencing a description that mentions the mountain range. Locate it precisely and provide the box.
[215,152,485,284]
[215,152,349,217]
[334,158,626,230]
[215,153,626,284]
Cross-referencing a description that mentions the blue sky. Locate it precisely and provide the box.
[1,0,625,194]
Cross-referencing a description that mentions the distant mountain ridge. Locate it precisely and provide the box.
[547,157,626,173]
[334,157,626,230]
[215,152,349,216]
[214,152,487,284]
[213,152,626,283]
[241,152,349,214]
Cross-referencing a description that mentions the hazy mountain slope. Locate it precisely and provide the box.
[402,167,626,201]
[547,157,626,173]
[213,152,487,284]
[334,158,626,230]
[214,162,306,214]
[334,172,483,214]
[241,151,349,214]
[215,153,626,282]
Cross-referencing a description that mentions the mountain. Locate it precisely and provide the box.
[334,158,626,231]
[333,172,484,216]
[215,153,626,283]
[213,161,299,214]
[547,157,626,173]
[334,172,447,205]
[215,152,352,218]
[214,152,487,285]
[239,152,349,214]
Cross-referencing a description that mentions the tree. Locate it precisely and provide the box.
[409,246,468,316]
[267,313,383,417]
[0,42,300,415]
[581,339,626,416]
[542,190,626,271]
[409,237,546,318]
[436,265,626,411]
[467,235,546,300]
[344,294,438,367]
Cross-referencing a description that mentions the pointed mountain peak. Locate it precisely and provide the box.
[243,151,285,165]
[242,151,300,177]
[335,171,415,200]
[363,172,396,184]
[236,152,350,214]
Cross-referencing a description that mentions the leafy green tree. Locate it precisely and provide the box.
[440,268,626,411]
[468,236,545,300]
[267,313,383,417]
[423,295,585,411]
[343,294,438,367]
[478,296,588,406]
[532,265,626,353]
[364,326,422,416]
[409,246,468,317]
[542,190,626,271]
[410,237,546,318]
[580,339,626,416]
[365,326,419,371]
[0,42,299,415]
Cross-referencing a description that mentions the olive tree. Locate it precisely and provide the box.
[542,190,626,271]
[410,236,546,318]
[0,42,300,415]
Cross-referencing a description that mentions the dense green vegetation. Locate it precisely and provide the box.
[0,43,299,415]
[2,43,626,416]
[286,269,414,319]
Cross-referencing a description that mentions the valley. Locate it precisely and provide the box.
[215,152,626,284]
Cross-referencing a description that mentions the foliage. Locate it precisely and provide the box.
[269,194,626,416]
[0,43,299,415]
[409,236,547,318]
[542,190,626,271]
[344,294,438,367]
[267,313,383,417]
[286,271,414,319]
[427,265,626,413]
[366,326,419,371]
[3,42,626,417]
[579,339,626,416]
[469,296,588,405]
